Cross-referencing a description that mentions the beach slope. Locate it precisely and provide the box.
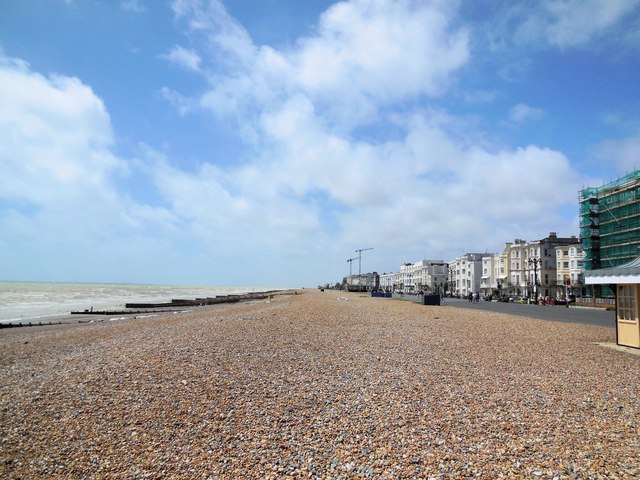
[1,290,638,478]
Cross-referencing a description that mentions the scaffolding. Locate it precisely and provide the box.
[579,171,640,297]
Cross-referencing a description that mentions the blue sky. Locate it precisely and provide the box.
[1,0,639,288]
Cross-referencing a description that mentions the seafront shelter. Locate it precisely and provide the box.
[585,256,640,349]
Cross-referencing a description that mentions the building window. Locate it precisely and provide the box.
[618,285,637,322]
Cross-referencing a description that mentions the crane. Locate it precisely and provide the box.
[347,257,358,276]
[355,247,374,276]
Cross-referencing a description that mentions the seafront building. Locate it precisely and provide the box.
[555,243,586,299]
[492,233,577,299]
[580,171,640,270]
[377,234,582,300]
[449,253,489,297]
[527,233,579,299]
[358,170,639,301]
[379,272,398,292]
[447,233,578,300]
[379,260,446,293]
[344,272,379,292]
[481,249,508,297]
[580,171,640,297]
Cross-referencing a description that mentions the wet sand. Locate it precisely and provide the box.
[1,290,638,479]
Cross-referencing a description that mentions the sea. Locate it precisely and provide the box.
[0,281,283,324]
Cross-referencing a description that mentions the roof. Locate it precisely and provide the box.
[584,256,640,285]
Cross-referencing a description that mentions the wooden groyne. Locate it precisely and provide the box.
[69,291,285,315]
[123,291,271,309]
[0,291,294,329]
[0,320,64,329]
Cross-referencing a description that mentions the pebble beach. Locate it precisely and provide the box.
[1,290,638,479]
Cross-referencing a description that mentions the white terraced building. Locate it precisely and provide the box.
[379,234,583,300]
[449,253,489,298]
[379,260,447,293]
[471,233,583,300]
[555,243,586,299]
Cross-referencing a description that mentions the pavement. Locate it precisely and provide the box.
[391,294,615,328]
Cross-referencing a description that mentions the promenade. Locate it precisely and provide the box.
[394,294,615,328]
[1,290,638,479]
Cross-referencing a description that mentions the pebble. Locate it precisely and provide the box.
[1,290,638,479]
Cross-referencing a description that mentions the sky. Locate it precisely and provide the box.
[1,0,639,288]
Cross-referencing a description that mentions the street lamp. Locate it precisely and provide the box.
[449,266,455,296]
[528,257,541,303]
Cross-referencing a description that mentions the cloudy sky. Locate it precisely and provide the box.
[1,0,639,288]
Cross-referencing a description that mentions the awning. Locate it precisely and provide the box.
[585,256,640,285]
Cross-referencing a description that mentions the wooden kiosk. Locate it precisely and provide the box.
[585,256,640,349]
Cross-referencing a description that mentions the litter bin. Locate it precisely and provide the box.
[423,294,441,306]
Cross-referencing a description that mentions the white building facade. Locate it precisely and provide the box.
[379,272,399,292]
[555,243,586,299]
[449,253,490,297]
[380,260,447,293]
[503,233,580,299]
[369,234,580,300]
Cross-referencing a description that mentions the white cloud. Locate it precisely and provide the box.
[593,131,640,172]
[0,56,122,206]
[138,145,325,255]
[293,0,469,100]
[544,0,637,47]
[170,0,469,130]
[0,55,182,277]
[1,1,595,285]
[156,0,582,262]
[517,0,639,48]
[121,0,146,13]
[171,0,255,64]
[510,103,544,123]
[161,45,202,72]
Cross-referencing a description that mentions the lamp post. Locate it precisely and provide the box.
[449,266,455,296]
[528,257,541,303]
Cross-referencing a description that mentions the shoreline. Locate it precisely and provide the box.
[1,290,637,479]
[0,289,299,328]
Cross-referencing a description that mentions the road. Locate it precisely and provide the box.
[392,294,615,328]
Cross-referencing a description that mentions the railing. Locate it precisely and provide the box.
[575,297,616,307]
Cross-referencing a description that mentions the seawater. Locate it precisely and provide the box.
[0,281,280,323]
